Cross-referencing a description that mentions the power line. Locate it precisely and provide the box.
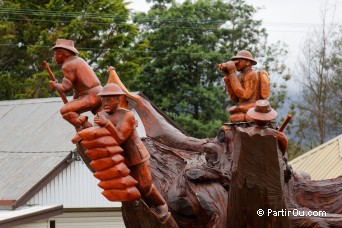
[0,43,228,56]
[3,17,120,25]
[0,8,129,20]
[0,17,322,33]
[1,8,338,26]
[1,8,337,34]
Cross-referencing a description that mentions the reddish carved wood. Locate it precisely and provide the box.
[61,66,342,227]
[101,68,342,227]
[218,50,270,123]
[74,126,141,202]
[46,39,103,131]
[228,129,290,227]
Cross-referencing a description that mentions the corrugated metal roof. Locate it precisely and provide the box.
[0,152,70,201]
[289,134,342,180]
[0,97,76,153]
[0,97,146,152]
[0,98,75,208]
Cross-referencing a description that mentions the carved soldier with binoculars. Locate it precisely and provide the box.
[218,50,270,123]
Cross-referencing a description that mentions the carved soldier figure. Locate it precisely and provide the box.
[49,39,102,131]
[246,99,288,155]
[94,83,169,221]
[218,50,270,123]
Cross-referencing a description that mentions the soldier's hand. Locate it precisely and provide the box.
[226,61,236,74]
[49,80,58,90]
[94,113,109,127]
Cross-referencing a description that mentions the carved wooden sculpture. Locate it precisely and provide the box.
[104,68,341,227]
[73,126,141,202]
[47,39,103,131]
[218,50,270,123]
[73,83,176,225]
[44,45,342,227]
[228,100,290,227]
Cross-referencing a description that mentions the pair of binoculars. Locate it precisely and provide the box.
[217,60,239,71]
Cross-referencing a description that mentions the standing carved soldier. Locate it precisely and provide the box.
[94,83,169,221]
[246,99,288,155]
[49,39,103,131]
[218,50,270,123]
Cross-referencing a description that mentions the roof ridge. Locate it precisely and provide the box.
[0,97,73,106]
[0,150,70,153]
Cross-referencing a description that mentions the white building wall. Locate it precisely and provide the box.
[12,211,125,228]
[12,220,48,228]
[52,211,125,228]
[27,160,121,208]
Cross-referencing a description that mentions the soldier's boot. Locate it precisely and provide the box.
[244,114,253,122]
[143,185,169,222]
[229,112,245,122]
[62,112,83,130]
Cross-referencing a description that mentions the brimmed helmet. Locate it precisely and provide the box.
[231,50,257,65]
[246,99,277,121]
[97,83,125,96]
[52,39,79,54]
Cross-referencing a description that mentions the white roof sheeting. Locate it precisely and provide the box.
[0,98,75,153]
[290,134,342,180]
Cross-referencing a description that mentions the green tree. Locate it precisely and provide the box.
[0,0,144,100]
[295,5,342,148]
[132,0,290,138]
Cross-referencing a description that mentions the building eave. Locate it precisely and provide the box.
[0,204,63,228]
[0,153,72,210]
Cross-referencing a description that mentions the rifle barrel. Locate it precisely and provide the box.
[43,61,68,104]
[279,114,292,132]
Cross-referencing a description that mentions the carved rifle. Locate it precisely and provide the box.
[42,61,68,104]
[279,114,292,132]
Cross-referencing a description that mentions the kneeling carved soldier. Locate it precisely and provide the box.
[94,83,169,221]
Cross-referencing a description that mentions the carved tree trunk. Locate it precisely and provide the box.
[228,129,290,227]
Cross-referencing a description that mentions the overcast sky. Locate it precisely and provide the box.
[128,0,341,68]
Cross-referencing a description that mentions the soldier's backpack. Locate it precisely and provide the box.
[258,70,270,99]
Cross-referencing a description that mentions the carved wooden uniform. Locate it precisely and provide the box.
[225,67,259,114]
[94,83,169,222]
[99,108,150,167]
[219,50,270,123]
[59,55,102,114]
[50,39,102,131]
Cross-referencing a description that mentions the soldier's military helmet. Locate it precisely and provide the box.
[247,99,277,121]
[231,50,257,65]
[97,83,125,96]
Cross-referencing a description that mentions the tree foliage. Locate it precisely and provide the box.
[295,5,342,148]
[132,0,290,138]
[0,0,145,99]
